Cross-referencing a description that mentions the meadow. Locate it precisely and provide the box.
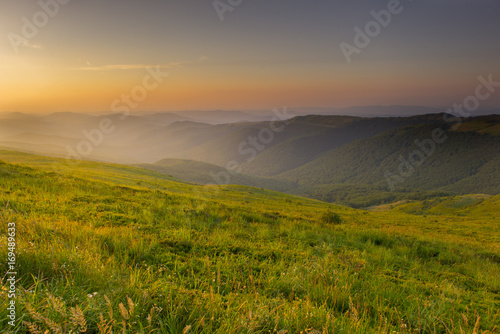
[0,150,499,333]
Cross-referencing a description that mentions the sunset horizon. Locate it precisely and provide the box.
[2,1,500,114]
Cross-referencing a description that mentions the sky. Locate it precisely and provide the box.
[0,0,499,114]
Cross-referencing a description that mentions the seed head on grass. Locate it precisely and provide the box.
[126,296,135,316]
[348,297,359,323]
[97,313,114,334]
[119,302,130,320]
[25,304,44,323]
[104,294,114,321]
[47,293,67,317]
[70,306,87,333]
[42,316,63,334]
[24,321,45,334]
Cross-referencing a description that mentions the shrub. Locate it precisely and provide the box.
[321,210,342,225]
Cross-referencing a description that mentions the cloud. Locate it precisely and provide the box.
[70,56,208,71]
[19,41,43,51]
[71,63,181,71]
[79,63,179,72]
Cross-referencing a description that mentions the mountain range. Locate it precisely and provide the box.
[1,109,498,207]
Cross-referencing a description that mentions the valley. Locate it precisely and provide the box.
[1,112,499,209]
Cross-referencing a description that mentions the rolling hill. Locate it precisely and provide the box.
[277,123,500,190]
[141,114,499,207]
[0,112,498,208]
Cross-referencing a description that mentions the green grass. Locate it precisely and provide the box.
[0,150,499,333]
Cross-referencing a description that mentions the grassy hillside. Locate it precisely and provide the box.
[0,150,499,333]
[278,123,500,200]
[138,158,294,192]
